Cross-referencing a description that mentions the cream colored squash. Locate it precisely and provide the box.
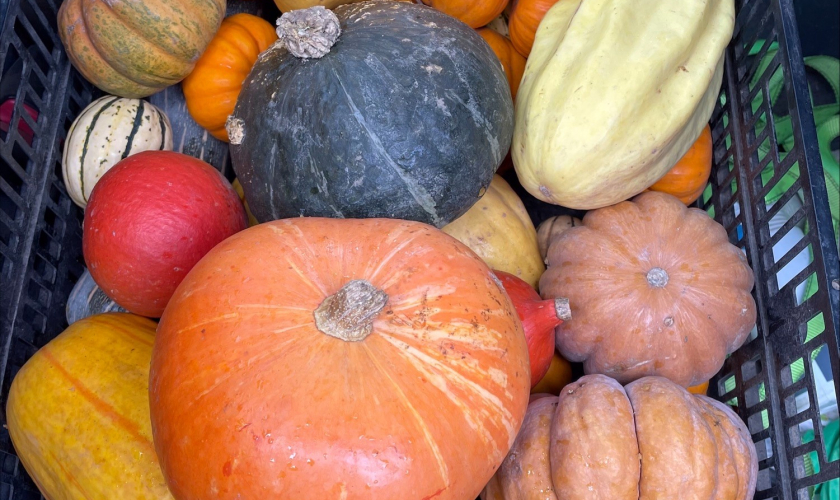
[442,175,544,288]
[512,0,734,209]
[62,96,173,207]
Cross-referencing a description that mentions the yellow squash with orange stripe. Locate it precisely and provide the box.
[6,313,173,500]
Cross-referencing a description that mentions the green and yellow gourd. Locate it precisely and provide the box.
[62,96,173,208]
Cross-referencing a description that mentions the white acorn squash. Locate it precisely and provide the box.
[512,0,734,209]
[62,96,173,208]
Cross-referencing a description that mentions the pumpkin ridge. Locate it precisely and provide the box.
[361,341,452,488]
[375,332,515,451]
[82,3,190,86]
[77,96,120,201]
[331,65,443,226]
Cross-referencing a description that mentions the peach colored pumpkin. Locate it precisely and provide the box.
[483,375,758,500]
[150,218,531,500]
[540,191,756,387]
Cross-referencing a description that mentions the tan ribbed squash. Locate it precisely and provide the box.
[6,313,173,500]
[512,0,734,209]
[483,375,758,500]
[443,175,544,288]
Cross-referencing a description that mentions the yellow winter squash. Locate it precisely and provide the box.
[443,175,544,288]
[513,0,734,209]
[6,313,173,500]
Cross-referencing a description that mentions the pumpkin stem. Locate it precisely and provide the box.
[314,280,388,342]
[555,297,572,321]
[646,267,669,288]
[276,7,341,59]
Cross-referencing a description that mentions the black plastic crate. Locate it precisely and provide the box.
[0,0,838,499]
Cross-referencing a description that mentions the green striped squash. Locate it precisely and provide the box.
[62,96,173,208]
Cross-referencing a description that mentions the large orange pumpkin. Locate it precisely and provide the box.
[647,125,714,205]
[477,28,526,100]
[507,0,559,57]
[540,191,757,387]
[182,14,278,142]
[149,218,531,500]
[422,0,510,29]
[483,375,758,499]
[57,0,225,98]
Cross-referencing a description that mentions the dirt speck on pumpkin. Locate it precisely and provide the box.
[422,63,443,74]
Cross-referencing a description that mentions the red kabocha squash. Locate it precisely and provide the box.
[495,270,570,388]
[540,191,757,387]
[507,0,560,57]
[149,218,531,500]
[477,28,526,100]
[57,0,225,98]
[423,0,510,29]
[483,375,758,500]
[647,125,714,205]
[182,14,278,142]
[83,151,247,318]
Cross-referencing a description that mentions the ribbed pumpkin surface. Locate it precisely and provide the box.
[57,0,226,98]
[150,217,531,500]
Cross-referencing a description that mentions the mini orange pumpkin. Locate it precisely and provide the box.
[508,0,560,57]
[647,125,713,205]
[182,14,277,142]
[422,0,510,29]
[477,28,526,100]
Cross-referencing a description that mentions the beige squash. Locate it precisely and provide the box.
[512,0,734,209]
[443,175,544,288]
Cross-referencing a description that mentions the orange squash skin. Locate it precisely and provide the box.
[182,14,278,142]
[508,0,559,57]
[150,218,531,500]
[423,0,510,28]
[647,125,713,205]
[477,28,526,100]
[57,0,225,98]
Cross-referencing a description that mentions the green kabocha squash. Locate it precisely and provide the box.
[227,2,514,228]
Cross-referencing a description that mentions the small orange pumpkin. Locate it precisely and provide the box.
[182,14,278,142]
[647,125,713,205]
[422,0,510,29]
[477,28,526,100]
[508,0,560,57]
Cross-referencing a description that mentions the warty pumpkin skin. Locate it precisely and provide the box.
[442,175,544,287]
[182,14,278,142]
[513,0,734,209]
[647,125,714,205]
[483,374,758,500]
[6,313,174,500]
[57,0,226,98]
[149,217,531,500]
[229,2,514,228]
[540,191,756,388]
[422,0,509,29]
[477,28,526,100]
